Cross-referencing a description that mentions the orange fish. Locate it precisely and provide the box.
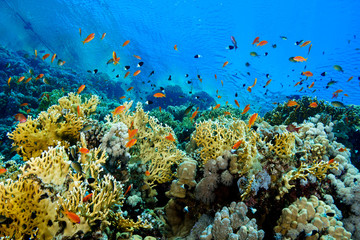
[264,79,272,87]
[82,33,95,44]
[333,89,343,94]
[234,99,240,108]
[294,81,301,87]
[7,77,11,87]
[129,120,134,129]
[83,193,93,202]
[299,87,304,92]
[133,70,141,76]
[344,94,349,97]
[214,74,217,79]
[51,53,56,63]
[302,71,313,77]
[127,87,134,92]
[224,111,231,116]
[309,102,318,108]
[250,78,257,88]
[34,49,37,58]
[126,138,137,148]
[293,56,307,62]
[145,170,150,176]
[328,159,335,164]
[300,40,311,47]
[20,103,29,107]
[25,77,32,83]
[190,110,198,121]
[79,28,81,36]
[101,33,106,40]
[247,86,252,93]
[112,51,120,65]
[347,76,353,82]
[42,53,50,60]
[217,95,221,99]
[213,104,220,110]
[128,129,138,139]
[257,40,268,47]
[165,132,176,141]
[252,36,260,45]
[75,105,80,117]
[63,210,80,224]
[14,113,27,123]
[308,44,312,55]
[241,104,250,114]
[77,85,86,94]
[119,96,126,99]
[174,44,178,51]
[114,105,126,115]
[79,147,89,154]
[232,140,243,149]
[18,76,25,83]
[0,168,6,174]
[287,100,298,107]
[124,71,130,78]
[308,82,315,89]
[122,40,130,47]
[124,184,133,196]
[223,61,229,67]
[248,113,258,128]
[36,74,44,80]
[26,109,31,114]
[153,93,166,98]
[159,106,162,112]
[221,80,223,86]
[133,55,141,60]
[338,147,348,152]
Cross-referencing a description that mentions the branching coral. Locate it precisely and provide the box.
[266,131,296,159]
[7,92,99,160]
[0,144,132,239]
[278,160,339,199]
[21,145,71,186]
[0,178,58,240]
[107,102,185,186]
[192,118,260,177]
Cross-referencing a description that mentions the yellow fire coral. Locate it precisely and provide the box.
[0,178,57,239]
[0,144,129,239]
[192,118,260,176]
[107,102,185,186]
[266,131,296,159]
[277,160,339,199]
[7,92,99,161]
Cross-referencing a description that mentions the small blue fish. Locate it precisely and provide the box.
[183,206,189,213]
[305,230,318,237]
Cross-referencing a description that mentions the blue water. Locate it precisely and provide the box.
[1,0,359,112]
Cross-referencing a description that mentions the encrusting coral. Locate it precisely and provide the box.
[200,201,265,240]
[7,92,99,160]
[274,195,351,239]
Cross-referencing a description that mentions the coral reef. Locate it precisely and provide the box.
[108,101,186,186]
[274,195,351,239]
[200,201,265,240]
[7,92,99,160]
